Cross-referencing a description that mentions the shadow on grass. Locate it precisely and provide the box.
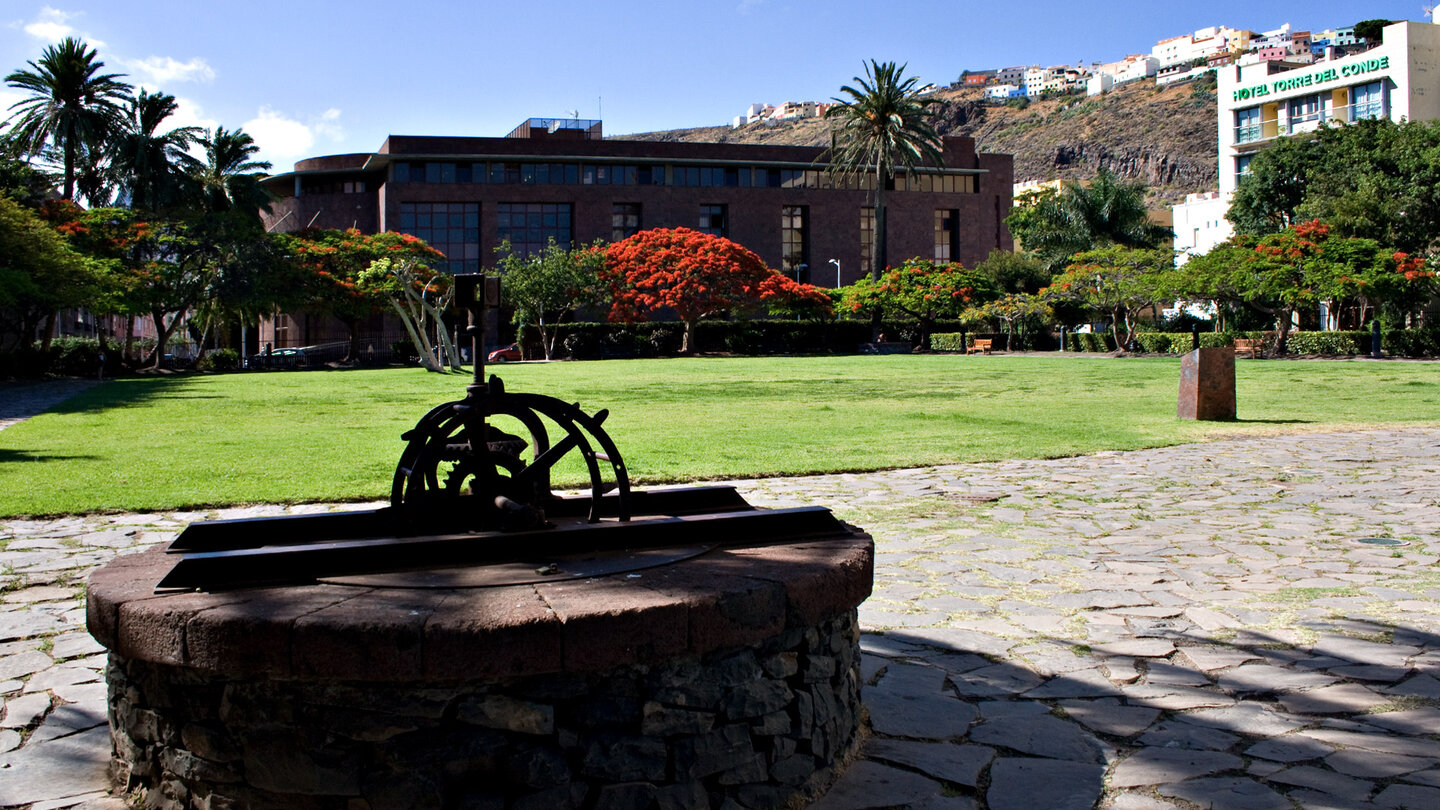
[0,448,100,463]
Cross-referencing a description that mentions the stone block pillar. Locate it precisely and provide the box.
[1178,347,1235,421]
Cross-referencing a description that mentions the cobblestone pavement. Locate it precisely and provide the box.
[2,427,1439,808]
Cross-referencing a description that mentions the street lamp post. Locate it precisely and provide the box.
[828,259,840,288]
[797,263,807,283]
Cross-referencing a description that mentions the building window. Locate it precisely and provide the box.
[934,209,959,264]
[399,202,480,274]
[1288,94,1322,129]
[1353,81,1385,120]
[698,204,727,237]
[781,205,809,281]
[1235,107,1263,144]
[1235,154,1254,186]
[612,203,641,242]
[497,203,572,258]
[860,207,875,276]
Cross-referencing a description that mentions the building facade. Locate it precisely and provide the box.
[258,119,1014,349]
[1173,20,1440,263]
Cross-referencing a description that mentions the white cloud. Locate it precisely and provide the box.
[737,0,765,14]
[168,95,220,135]
[311,108,344,141]
[23,6,74,40]
[122,56,216,85]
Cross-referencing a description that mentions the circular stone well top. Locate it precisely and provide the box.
[87,533,873,683]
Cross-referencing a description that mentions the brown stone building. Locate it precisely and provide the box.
[258,118,1013,350]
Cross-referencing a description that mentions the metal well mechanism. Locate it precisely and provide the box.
[157,274,845,592]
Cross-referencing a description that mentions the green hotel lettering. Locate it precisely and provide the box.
[1232,56,1389,102]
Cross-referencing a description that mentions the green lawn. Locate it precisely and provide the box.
[3,355,1438,516]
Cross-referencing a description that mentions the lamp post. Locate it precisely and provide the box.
[828,258,840,288]
[797,263,807,283]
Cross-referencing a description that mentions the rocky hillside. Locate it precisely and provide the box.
[620,79,1218,205]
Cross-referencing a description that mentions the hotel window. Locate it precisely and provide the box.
[398,202,479,274]
[781,206,809,281]
[860,207,875,276]
[698,204,727,237]
[612,203,641,242]
[497,203,572,258]
[1353,81,1385,120]
[1235,107,1263,144]
[1288,94,1322,129]
[934,209,959,264]
[1235,154,1254,186]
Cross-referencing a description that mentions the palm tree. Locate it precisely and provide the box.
[194,126,273,221]
[3,38,131,201]
[107,90,202,213]
[824,60,944,284]
[1010,170,1173,272]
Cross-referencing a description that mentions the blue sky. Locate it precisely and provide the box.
[0,1,1425,171]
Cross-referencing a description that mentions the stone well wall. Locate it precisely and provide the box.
[89,533,874,810]
[108,610,860,810]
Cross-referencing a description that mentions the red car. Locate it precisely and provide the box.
[487,343,522,362]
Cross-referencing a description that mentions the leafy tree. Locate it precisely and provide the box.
[1229,119,1440,256]
[974,249,1051,294]
[195,127,273,222]
[1005,170,1171,272]
[824,60,944,292]
[1353,19,1391,43]
[0,147,54,206]
[1046,246,1173,350]
[1174,221,1425,353]
[968,293,1053,351]
[284,228,445,362]
[0,196,101,354]
[603,227,829,354]
[106,90,201,213]
[3,38,131,201]
[358,257,459,372]
[493,237,607,360]
[841,258,999,349]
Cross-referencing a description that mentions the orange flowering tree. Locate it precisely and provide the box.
[603,227,831,353]
[282,228,443,362]
[841,258,998,348]
[1046,245,1173,351]
[1178,220,1433,352]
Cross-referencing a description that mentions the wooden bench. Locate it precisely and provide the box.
[1234,338,1262,359]
[967,338,993,355]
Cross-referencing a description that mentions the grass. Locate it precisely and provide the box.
[1,354,1438,516]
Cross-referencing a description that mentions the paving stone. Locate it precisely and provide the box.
[1364,708,1440,735]
[1105,795,1184,810]
[1277,683,1392,715]
[967,714,1107,763]
[1109,748,1242,787]
[862,739,993,788]
[1177,646,1262,672]
[985,757,1104,810]
[1300,728,1440,758]
[1373,783,1440,808]
[0,650,53,681]
[1214,664,1337,695]
[1137,718,1243,753]
[1156,776,1291,810]
[1179,703,1307,737]
[950,664,1043,697]
[1383,673,1440,699]
[0,725,110,806]
[1326,748,1438,779]
[808,760,944,810]
[864,691,976,740]
[1312,636,1420,668]
[1056,698,1159,738]
[1141,661,1212,687]
[1121,684,1234,710]
[1401,769,1440,788]
[1021,668,1122,699]
[1245,736,1335,763]
[1266,765,1374,801]
[0,691,51,728]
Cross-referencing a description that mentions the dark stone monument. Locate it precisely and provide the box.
[1371,321,1383,359]
[1177,347,1236,421]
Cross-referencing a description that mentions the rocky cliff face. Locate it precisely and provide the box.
[620,79,1218,205]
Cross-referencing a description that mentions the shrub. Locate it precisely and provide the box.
[46,337,102,376]
[1384,329,1440,357]
[1285,331,1366,355]
[1065,332,1116,352]
[390,340,418,363]
[197,349,240,372]
[931,333,966,352]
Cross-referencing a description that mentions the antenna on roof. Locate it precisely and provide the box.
[567,109,579,119]
[1426,5,1435,20]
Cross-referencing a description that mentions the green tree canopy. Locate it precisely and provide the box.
[1005,170,1171,272]
[1046,245,1174,350]
[842,258,999,348]
[494,237,607,360]
[0,195,102,352]
[824,60,943,284]
[3,37,131,202]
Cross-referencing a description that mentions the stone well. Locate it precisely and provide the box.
[87,531,873,810]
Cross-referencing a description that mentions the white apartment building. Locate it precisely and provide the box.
[995,66,1027,85]
[1174,20,1440,262]
[1152,25,1251,68]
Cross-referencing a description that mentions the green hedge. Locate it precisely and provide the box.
[1285,331,1366,356]
[198,349,240,372]
[1065,332,1117,352]
[931,333,966,352]
[524,320,953,359]
[1130,332,1237,354]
